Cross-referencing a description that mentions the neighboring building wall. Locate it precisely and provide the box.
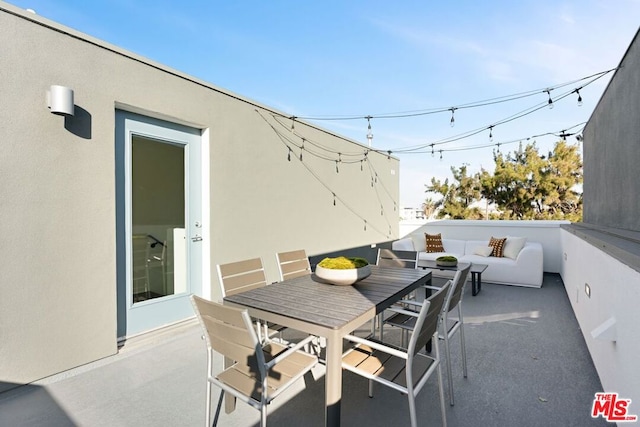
[561,28,640,405]
[582,28,640,230]
[0,4,399,390]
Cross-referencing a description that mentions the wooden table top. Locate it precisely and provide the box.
[224,265,431,330]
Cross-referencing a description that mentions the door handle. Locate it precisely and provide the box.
[191,235,203,242]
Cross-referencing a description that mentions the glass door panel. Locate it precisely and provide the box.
[131,135,186,303]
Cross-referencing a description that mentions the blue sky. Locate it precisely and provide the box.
[9,0,640,208]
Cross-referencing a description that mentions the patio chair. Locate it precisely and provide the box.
[342,281,450,427]
[376,248,419,269]
[373,248,420,338]
[275,249,311,281]
[383,264,471,406]
[216,257,286,343]
[190,296,317,427]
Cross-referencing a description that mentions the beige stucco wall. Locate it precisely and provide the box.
[0,3,399,389]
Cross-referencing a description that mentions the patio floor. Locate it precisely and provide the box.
[0,273,607,427]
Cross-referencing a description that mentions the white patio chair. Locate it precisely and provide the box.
[190,296,317,427]
[275,249,311,281]
[383,264,471,406]
[216,257,286,343]
[342,281,450,427]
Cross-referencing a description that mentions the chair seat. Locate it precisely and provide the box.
[342,341,437,390]
[217,342,317,404]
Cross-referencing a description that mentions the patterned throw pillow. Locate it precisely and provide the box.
[488,236,507,257]
[425,233,445,253]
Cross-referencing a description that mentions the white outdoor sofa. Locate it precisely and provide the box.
[392,235,544,288]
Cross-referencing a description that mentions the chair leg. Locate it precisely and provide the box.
[260,405,267,427]
[443,330,455,406]
[368,379,374,398]
[459,310,468,378]
[407,388,418,427]
[436,360,448,427]
[212,389,224,427]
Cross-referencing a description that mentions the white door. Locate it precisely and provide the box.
[116,110,202,337]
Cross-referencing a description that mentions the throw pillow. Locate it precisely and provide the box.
[488,236,507,257]
[425,233,445,253]
[503,236,527,260]
[473,245,494,257]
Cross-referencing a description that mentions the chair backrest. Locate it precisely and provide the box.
[444,264,471,314]
[216,257,267,298]
[276,249,311,281]
[408,280,450,357]
[376,248,419,269]
[190,295,265,376]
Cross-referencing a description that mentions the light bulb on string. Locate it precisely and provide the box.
[430,144,435,157]
[576,89,583,106]
[365,116,373,147]
[290,116,296,133]
[449,107,456,127]
[545,89,554,109]
[332,193,336,206]
[287,147,292,161]
[300,138,305,161]
[364,220,367,231]
[489,126,494,142]
[439,150,443,161]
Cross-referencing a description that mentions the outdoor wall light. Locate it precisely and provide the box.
[47,85,75,116]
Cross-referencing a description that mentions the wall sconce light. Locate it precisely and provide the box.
[47,85,75,116]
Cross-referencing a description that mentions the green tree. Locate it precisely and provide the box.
[426,164,483,219]
[425,140,583,221]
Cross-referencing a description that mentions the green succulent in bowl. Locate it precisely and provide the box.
[318,256,369,269]
[436,255,458,263]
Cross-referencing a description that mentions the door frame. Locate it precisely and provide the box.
[115,109,208,339]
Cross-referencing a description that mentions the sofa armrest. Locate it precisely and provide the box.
[392,237,416,251]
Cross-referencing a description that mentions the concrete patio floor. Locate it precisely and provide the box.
[0,273,608,427]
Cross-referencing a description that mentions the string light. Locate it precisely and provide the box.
[300,138,305,160]
[290,116,296,133]
[449,107,456,127]
[489,125,494,142]
[287,146,292,161]
[431,144,435,157]
[544,89,554,109]
[333,193,336,206]
[366,116,373,146]
[293,68,615,122]
[575,88,583,106]
[439,150,443,160]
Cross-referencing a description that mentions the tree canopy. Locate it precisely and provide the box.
[425,140,583,221]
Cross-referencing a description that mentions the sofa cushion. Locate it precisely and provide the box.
[503,236,527,259]
[425,233,445,253]
[488,236,507,257]
[473,245,493,257]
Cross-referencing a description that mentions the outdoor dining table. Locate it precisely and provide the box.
[224,264,432,427]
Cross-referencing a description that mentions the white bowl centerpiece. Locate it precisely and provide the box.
[315,256,371,286]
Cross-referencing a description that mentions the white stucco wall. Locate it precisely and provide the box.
[560,230,640,405]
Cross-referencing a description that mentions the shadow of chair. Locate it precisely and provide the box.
[384,264,471,406]
[191,296,317,427]
[275,249,311,281]
[341,282,450,427]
